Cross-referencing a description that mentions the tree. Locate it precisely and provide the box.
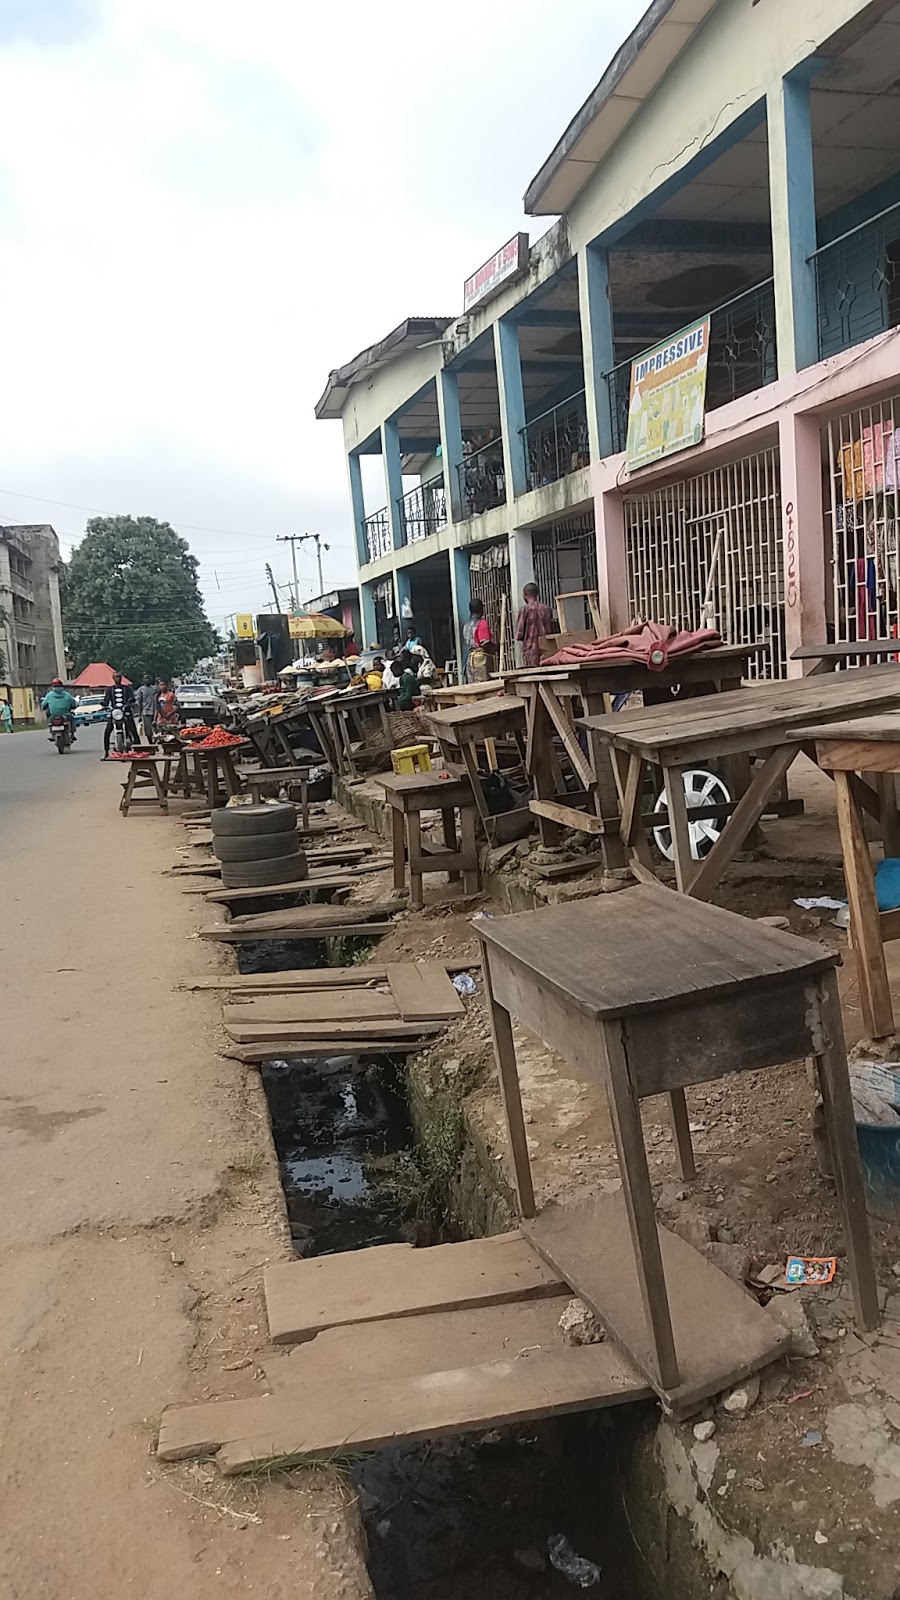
[63,515,217,682]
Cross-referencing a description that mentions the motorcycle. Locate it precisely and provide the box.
[109,706,133,755]
[49,714,72,755]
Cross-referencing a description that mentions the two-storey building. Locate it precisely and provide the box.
[317,0,900,677]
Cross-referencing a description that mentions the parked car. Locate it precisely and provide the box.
[174,681,229,725]
[73,694,106,726]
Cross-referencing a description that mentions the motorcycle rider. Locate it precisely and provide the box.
[101,672,138,759]
[40,678,77,745]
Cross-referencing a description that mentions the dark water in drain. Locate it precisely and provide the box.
[253,936,642,1600]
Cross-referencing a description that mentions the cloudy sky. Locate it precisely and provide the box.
[0,0,647,632]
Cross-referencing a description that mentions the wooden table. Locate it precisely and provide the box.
[502,644,758,869]
[238,763,315,830]
[580,667,900,897]
[117,755,170,816]
[477,885,879,1410]
[376,769,479,907]
[189,743,249,809]
[423,695,528,841]
[306,689,395,780]
[792,711,900,1037]
[793,640,900,675]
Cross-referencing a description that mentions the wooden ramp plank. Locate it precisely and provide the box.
[387,961,465,1021]
[200,919,396,943]
[224,1019,436,1044]
[223,1038,429,1061]
[523,1196,790,1414]
[223,992,399,1024]
[179,961,480,993]
[264,1234,566,1344]
[160,1345,649,1471]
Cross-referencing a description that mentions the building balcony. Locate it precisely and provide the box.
[399,477,447,544]
[813,201,900,362]
[521,389,589,492]
[363,507,392,563]
[458,439,506,518]
[606,276,777,455]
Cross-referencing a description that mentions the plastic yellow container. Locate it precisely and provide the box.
[391,743,432,775]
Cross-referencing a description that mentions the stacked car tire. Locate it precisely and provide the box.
[211,803,308,889]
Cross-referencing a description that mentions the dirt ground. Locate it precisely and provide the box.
[0,731,372,1600]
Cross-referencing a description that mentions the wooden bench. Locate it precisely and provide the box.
[477,885,879,1411]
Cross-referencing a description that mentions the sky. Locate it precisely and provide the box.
[0,0,649,634]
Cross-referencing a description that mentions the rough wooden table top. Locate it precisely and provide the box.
[476,883,837,1021]
[579,665,900,762]
[788,711,900,744]
[503,642,759,685]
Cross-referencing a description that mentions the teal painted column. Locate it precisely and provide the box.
[347,450,368,569]
[359,580,378,648]
[381,419,405,549]
[437,367,465,522]
[449,546,471,674]
[578,242,616,458]
[494,317,527,498]
[395,566,413,635]
[767,73,819,374]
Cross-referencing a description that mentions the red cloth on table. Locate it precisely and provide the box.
[543,621,721,670]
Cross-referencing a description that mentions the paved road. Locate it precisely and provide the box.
[0,725,370,1600]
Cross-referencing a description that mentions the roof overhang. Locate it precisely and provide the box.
[524,0,721,217]
[315,317,453,420]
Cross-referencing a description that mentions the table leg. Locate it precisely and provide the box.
[460,804,480,896]
[120,766,137,816]
[299,778,310,833]
[814,971,881,1331]
[459,739,493,834]
[688,744,798,903]
[205,757,217,811]
[667,1089,696,1182]
[529,694,563,847]
[390,808,406,893]
[378,702,392,744]
[602,1020,680,1391]
[612,751,655,872]
[583,690,626,870]
[484,737,498,771]
[875,772,900,858]
[442,807,460,882]
[340,712,358,780]
[407,810,424,908]
[724,751,760,850]
[221,753,241,797]
[151,763,168,813]
[662,764,696,894]
[834,768,894,1038]
[482,950,535,1218]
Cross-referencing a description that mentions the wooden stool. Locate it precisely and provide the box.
[377,770,480,909]
[477,884,879,1411]
[244,764,313,831]
[120,758,169,816]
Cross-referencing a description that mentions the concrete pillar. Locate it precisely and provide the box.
[767,74,819,375]
[381,419,405,549]
[359,580,379,649]
[437,368,465,523]
[347,451,368,569]
[778,410,826,675]
[578,242,616,460]
[594,480,630,636]
[449,546,471,674]
[494,318,527,499]
[508,528,535,667]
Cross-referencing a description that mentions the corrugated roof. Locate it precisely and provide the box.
[524,0,721,217]
[315,316,453,421]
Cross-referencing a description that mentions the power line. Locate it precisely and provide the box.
[0,485,285,543]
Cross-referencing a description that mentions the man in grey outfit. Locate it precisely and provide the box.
[135,676,159,742]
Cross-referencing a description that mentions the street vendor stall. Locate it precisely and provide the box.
[580,667,900,896]
[502,641,759,870]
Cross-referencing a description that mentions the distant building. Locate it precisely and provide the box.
[317,0,900,677]
[305,588,362,652]
[0,524,67,717]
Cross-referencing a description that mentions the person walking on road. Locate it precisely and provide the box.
[156,680,179,731]
[135,675,159,742]
[0,697,12,733]
[102,673,138,758]
[515,583,555,669]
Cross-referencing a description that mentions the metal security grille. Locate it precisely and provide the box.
[532,512,598,628]
[469,542,513,669]
[624,448,785,679]
[825,395,900,652]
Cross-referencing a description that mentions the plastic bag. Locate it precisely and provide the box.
[547,1535,602,1588]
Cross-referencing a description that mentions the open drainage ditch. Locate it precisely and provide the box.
[251,936,648,1600]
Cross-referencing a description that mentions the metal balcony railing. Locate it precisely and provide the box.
[606,276,778,456]
[521,389,589,490]
[812,200,900,361]
[363,507,391,563]
[398,476,447,544]
[458,439,506,518]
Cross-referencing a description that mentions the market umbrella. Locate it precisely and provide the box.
[289,612,347,640]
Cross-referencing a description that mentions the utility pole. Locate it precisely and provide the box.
[265,562,281,614]
[277,533,329,604]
